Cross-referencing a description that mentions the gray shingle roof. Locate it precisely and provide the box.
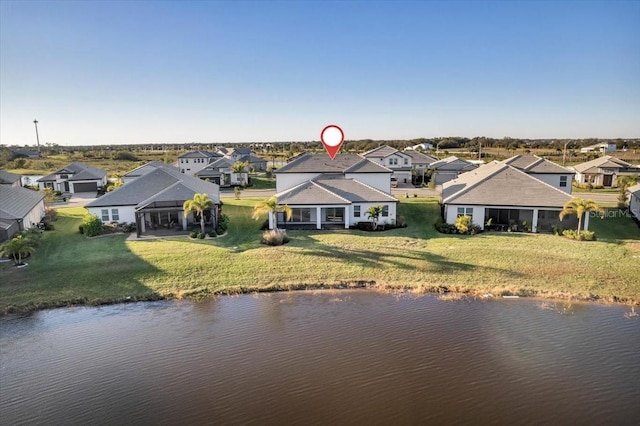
[178,150,220,159]
[430,156,478,172]
[627,183,640,196]
[403,150,438,165]
[572,156,633,173]
[38,162,106,182]
[276,175,398,205]
[275,153,391,174]
[0,186,44,220]
[362,145,399,158]
[124,161,177,178]
[442,162,572,208]
[86,166,219,208]
[503,155,573,174]
[0,170,21,185]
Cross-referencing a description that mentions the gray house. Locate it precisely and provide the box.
[38,163,107,193]
[628,183,640,223]
[442,161,578,233]
[0,185,46,242]
[86,162,220,237]
[0,170,22,187]
[429,156,478,185]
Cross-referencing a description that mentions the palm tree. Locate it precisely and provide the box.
[616,174,638,208]
[183,193,215,234]
[559,198,604,233]
[231,161,248,173]
[0,235,37,266]
[366,205,384,231]
[252,197,292,230]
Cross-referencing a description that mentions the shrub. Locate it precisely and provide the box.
[218,213,230,231]
[434,218,457,234]
[189,231,198,238]
[454,215,472,234]
[197,232,205,239]
[261,229,290,246]
[397,215,407,227]
[112,151,140,161]
[562,229,596,241]
[79,224,84,234]
[82,214,103,237]
[208,230,217,238]
[44,207,58,222]
[552,224,563,236]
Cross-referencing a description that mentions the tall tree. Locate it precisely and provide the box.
[252,197,292,230]
[559,198,604,233]
[183,193,215,234]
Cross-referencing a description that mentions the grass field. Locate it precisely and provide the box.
[1,198,639,313]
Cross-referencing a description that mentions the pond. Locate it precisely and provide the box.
[1,291,638,425]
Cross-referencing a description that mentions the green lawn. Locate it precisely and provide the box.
[1,198,639,313]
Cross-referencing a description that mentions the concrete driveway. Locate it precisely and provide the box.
[51,192,97,208]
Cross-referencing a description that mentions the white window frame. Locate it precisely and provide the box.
[354,205,361,218]
[457,207,473,217]
[101,209,109,222]
[111,209,119,221]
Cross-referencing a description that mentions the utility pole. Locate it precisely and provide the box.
[563,142,569,166]
[33,119,41,154]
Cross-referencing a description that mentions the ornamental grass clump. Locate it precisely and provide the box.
[261,229,290,246]
[562,230,596,241]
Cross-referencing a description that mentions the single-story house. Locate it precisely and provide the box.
[571,156,640,187]
[442,161,580,233]
[272,153,397,230]
[362,145,413,184]
[429,156,478,185]
[403,150,438,184]
[194,157,248,187]
[628,183,640,223]
[37,163,107,194]
[11,149,40,159]
[218,147,268,171]
[503,155,574,193]
[0,170,22,187]
[86,162,220,237]
[0,185,46,242]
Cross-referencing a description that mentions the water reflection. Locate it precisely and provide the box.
[1,291,638,425]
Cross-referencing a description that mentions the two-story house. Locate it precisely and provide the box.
[272,153,397,230]
[177,151,222,176]
[362,145,413,185]
[503,155,574,193]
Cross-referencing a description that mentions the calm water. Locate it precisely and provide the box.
[1,291,638,425]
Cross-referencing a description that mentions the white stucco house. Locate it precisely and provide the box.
[441,161,580,233]
[503,155,575,194]
[86,162,220,237]
[628,183,640,222]
[194,157,248,187]
[37,163,107,194]
[362,145,413,185]
[571,156,640,188]
[0,185,46,242]
[272,154,398,230]
[580,142,617,153]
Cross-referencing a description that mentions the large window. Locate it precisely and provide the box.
[291,208,312,222]
[382,205,389,217]
[111,209,119,221]
[457,207,473,217]
[101,209,109,222]
[389,158,398,166]
[354,205,361,218]
[560,176,568,187]
[324,207,344,222]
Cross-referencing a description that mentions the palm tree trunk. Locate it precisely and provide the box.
[200,215,205,234]
[577,214,582,233]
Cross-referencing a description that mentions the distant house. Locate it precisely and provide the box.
[194,157,249,187]
[86,162,220,237]
[362,145,413,185]
[177,151,222,175]
[441,161,579,233]
[406,142,434,151]
[37,163,107,194]
[403,150,438,184]
[0,186,45,242]
[571,156,640,187]
[628,184,640,223]
[503,155,575,193]
[429,156,478,185]
[11,149,40,159]
[0,170,22,187]
[123,161,179,184]
[218,147,267,171]
[272,153,397,230]
[580,142,617,153]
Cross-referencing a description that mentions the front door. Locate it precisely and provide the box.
[603,175,613,187]
[64,182,70,192]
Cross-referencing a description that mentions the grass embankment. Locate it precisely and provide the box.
[1,198,639,313]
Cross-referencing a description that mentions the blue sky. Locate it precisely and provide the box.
[1,0,639,145]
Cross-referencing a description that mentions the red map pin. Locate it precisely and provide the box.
[320,125,344,160]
